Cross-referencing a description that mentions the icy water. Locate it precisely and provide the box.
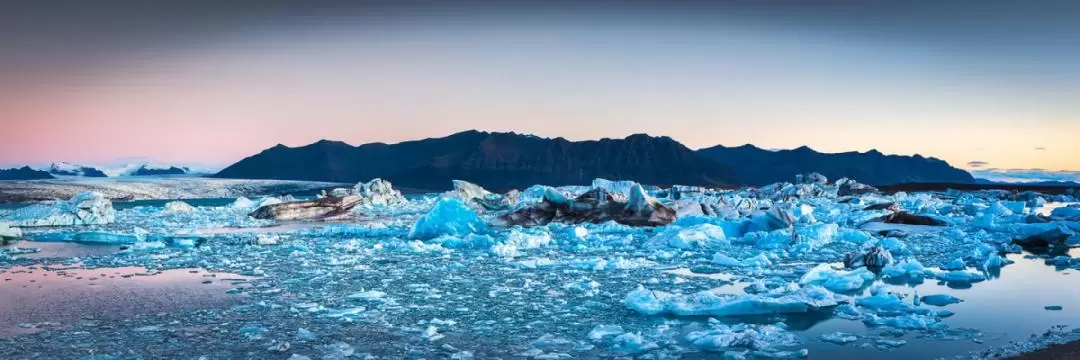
[0,260,251,338]
[1,188,1079,359]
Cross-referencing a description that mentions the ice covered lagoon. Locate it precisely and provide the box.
[1,177,1080,359]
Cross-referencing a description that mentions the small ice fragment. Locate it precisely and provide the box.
[820,332,859,345]
[296,328,317,341]
[611,332,659,354]
[587,325,625,340]
[920,294,962,307]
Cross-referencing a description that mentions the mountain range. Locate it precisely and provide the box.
[697,144,975,186]
[214,130,975,190]
[214,131,738,190]
[0,167,55,180]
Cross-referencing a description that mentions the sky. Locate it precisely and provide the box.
[1,0,1078,180]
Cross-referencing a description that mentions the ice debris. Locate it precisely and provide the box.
[5,192,115,227]
[625,285,842,317]
[799,264,875,293]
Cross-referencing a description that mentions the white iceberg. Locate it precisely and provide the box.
[353,178,406,206]
[163,201,196,213]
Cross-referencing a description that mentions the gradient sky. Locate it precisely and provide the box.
[2,1,1078,174]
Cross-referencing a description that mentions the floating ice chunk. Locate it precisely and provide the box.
[990,202,1015,217]
[0,222,22,239]
[1052,207,1080,220]
[531,333,574,350]
[588,325,625,340]
[648,224,728,249]
[855,294,921,314]
[231,197,256,209]
[408,198,489,240]
[881,259,932,281]
[431,234,497,250]
[255,197,283,208]
[800,264,875,293]
[711,253,744,267]
[7,192,115,227]
[625,285,841,317]
[982,254,1011,269]
[506,228,553,249]
[163,201,196,213]
[941,258,967,271]
[792,204,816,224]
[685,323,800,352]
[1001,201,1026,214]
[318,342,355,360]
[864,313,940,330]
[122,241,167,252]
[33,231,141,244]
[820,332,859,345]
[591,178,640,197]
[935,271,987,284]
[347,290,387,301]
[874,338,908,348]
[238,326,268,340]
[611,332,658,354]
[836,228,872,244]
[295,328,317,341]
[353,178,406,206]
[844,246,894,270]
[921,294,962,307]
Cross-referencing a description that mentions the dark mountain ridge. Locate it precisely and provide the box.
[696,143,974,185]
[214,130,738,191]
[0,166,56,180]
[215,130,975,189]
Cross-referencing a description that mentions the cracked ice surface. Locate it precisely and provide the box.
[0,179,1079,359]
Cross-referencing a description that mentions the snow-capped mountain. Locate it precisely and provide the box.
[48,162,108,177]
[38,162,206,177]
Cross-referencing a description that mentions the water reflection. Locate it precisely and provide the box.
[0,266,251,338]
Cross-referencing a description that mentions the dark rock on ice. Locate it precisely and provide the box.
[1012,226,1073,251]
[878,212,948,226]
[843,246,894,270]
[863,202,898,211]
[249,196,362,221]
[498,184,675,227]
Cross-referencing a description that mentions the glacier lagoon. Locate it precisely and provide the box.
[1,178,1079,359]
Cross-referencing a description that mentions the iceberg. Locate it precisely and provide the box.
[353,178,406,206]
[408,198,489,240]
[249,196,361,221]
[6,192,116,227]
[447,180,512,210]
[163,201,196,213]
